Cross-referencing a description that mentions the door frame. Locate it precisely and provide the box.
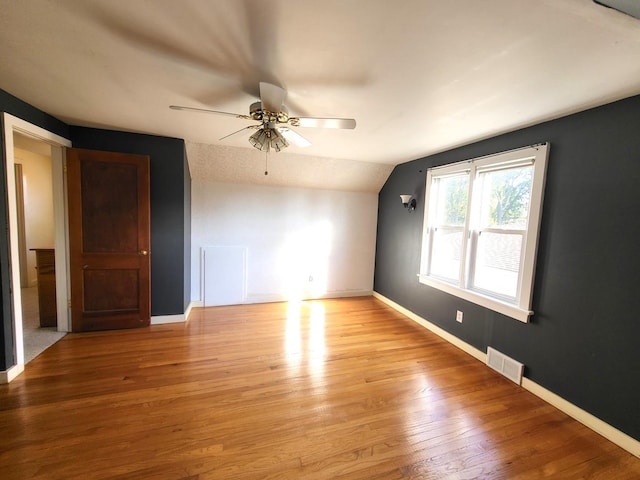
[2,113,72,380]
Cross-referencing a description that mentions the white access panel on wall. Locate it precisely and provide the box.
[202,246,247,306]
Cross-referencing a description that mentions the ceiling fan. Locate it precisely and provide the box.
[170,82,356,153]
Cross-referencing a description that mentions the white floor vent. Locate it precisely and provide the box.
[486,347,524,385]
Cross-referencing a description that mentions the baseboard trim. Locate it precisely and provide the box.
[184,301,195,321]
[228,289,373,306]
[0,363,24,384]
[151,314,185,325]
[151,302,198,325]
[372,291,640,459]
[372,292,486,363]
[521,378,640,458]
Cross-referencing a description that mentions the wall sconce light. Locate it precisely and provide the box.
[400,194,416,212]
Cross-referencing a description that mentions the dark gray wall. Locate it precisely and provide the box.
[0,89,70,370]
[70,127,191,317]
[183,144,192,311]
[1,87,192,371]
[374,94,640,441]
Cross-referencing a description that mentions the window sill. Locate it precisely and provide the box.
[417,274,532,323]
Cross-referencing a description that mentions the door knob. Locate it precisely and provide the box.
[139,250,149,256]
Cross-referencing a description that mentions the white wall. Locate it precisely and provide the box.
[14,147,55,286]
[191,181,378,304]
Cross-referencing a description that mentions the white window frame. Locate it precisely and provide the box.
[419,143,549,322]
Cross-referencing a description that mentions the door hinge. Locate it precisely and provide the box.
[67,299,72,308]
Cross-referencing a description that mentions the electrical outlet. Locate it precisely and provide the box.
[308,275,314,282]
[456,310,463,323]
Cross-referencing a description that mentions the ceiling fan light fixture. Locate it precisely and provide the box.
[249,127,290,153]
[249,128,270,152]
[270,128,289,152]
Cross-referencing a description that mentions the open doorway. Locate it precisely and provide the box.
[1,113,72,381]
[13,133,66,363]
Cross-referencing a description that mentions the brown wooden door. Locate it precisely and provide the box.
[67,148,150,332]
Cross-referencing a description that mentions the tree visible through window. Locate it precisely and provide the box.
[420,144,549,322]
[486,167,532,226]
[444,176,468,225]
[473,164,533,299]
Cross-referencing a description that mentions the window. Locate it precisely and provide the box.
[419,143,549,322]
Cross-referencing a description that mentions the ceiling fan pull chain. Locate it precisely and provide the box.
[265,150,269,176]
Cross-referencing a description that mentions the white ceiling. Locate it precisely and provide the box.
[1,0,639,190]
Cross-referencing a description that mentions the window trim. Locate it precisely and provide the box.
[418,143,549,323]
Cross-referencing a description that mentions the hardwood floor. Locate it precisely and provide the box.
[1,297,639,479]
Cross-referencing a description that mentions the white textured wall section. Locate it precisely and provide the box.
[186,141,393,193]
[191,180,378,304]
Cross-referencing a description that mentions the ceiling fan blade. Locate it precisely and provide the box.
[278,127,312,148]
[219,125,261,141]
[170,105,253,120]
[290,117,356,129]
[259,82,286,113]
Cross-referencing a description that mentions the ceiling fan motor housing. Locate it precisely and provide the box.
[250,101,289,124]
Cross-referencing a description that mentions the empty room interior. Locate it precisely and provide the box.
[1,1,640,478]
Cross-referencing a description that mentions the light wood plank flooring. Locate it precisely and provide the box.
[1,297,639,479]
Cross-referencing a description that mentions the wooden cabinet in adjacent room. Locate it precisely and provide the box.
[31,248,57,327]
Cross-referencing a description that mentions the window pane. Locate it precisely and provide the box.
[473,231,523,298]
[430,228,463,282]
[435,174,469,226]
[420,144,548,320]
[478,165,532,228]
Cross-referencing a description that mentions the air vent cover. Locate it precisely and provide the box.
[486,347,524,385]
